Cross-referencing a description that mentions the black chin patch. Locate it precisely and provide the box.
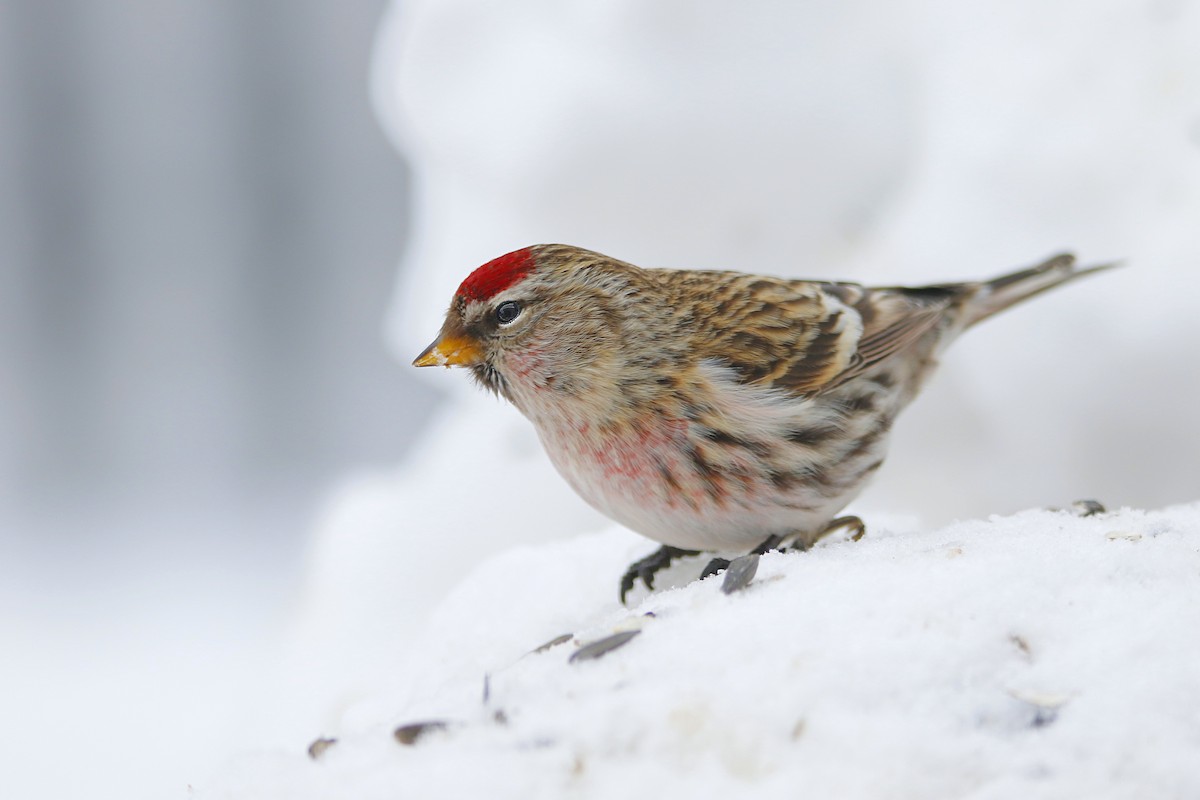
[471,363,510,400]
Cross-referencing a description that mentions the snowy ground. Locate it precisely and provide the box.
[209,502,1200,798]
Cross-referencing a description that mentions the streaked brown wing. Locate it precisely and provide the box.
[819,305,948,391]
[778,282,964,395]
[656,271,858,394]
[661,269,961,398]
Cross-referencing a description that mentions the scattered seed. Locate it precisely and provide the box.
[1031,707,1058,728]
[1007,687,1072,728]
[307,737,337,760]
[569,630,641,663]
[721,554,760,594]
[1071,499,1106,517]
[1008,687,1072,709]
[522,737,558,750]
[532,633,574,654]
[1009,634,1032,659]
[1106,530,1142,542]
[393,720,449,746]
[493,709,509,726]
[790,719,807,740]
[611,618,649,633]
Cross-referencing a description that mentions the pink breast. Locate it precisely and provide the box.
[548,417,710,509]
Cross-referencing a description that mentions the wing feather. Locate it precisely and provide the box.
[820,305,948,391]
[654,268,962,398]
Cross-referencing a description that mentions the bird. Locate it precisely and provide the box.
[413,244,1114,602]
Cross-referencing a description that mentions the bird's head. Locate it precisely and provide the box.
[413,245,637,406]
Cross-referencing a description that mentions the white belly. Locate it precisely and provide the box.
[536,416,878,552]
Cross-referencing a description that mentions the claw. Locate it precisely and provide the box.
[822,515,866,543]
[790,516,867,551]
[699,557,731,580]
[638,563,657,591]
[618,545,699,603]
[618,570,637,604]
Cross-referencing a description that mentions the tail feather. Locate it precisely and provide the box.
[960,253,1120,329]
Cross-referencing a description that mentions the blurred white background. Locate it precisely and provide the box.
[0,1,433,798]
[3,1,1199,798]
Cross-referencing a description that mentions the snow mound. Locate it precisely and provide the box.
[210,503,1200,798]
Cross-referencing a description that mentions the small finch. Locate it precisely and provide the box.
[414,245,1113,601]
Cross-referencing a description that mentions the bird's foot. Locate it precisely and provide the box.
[700,553,761,594]
[699,557,731,580]
[792,515,866,552]
[829,515,868,542]
[751,534,784,555]
[620,519,868,603]
[619,545,700,604]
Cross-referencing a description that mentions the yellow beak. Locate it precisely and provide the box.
[412,333,484,368]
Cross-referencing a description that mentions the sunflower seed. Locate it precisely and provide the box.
[393,720,449,746]
[1009,634,1032,659]
[532,633,574,654]
[569,630,641,663]
[307,737,337,760]
[1072,499,1106,517]
[721,553,760,594]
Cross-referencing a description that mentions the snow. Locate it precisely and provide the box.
[208,503,1200,798]
[203,0,1200,796]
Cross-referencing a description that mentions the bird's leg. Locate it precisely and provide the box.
[699,534,781,582]
[630,521,867,600]
[699,557,731,580]
[792,515,866,552]
[751,534,784,555]
[619,545,700,604]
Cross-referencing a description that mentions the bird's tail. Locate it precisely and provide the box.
[960,253,1120,329]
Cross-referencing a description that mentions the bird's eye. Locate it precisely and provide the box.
[494,300,522,325]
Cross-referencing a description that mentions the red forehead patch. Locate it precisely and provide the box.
[456,247,534,302]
